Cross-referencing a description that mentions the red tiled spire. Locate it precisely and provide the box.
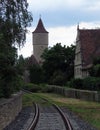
[33,18,48,33]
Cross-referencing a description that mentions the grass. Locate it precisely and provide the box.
[22,93,51,106]
[22,92,100,129]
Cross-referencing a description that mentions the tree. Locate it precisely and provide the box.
[89,57,100,77]
[42,43,75,85]
[16,55,26,75]
[29,64,44,84]
[0,40,18,97]
[0,0,33,98]
[49,70,66,86]
[0,0,32,46]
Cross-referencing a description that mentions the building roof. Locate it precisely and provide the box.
[78,28,100,68]
[27,55,39,67]
[33,18,48,33]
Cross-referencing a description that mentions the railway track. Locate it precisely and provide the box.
[23,90,73,130]
[53,104,73,130]
[28,102,39,130]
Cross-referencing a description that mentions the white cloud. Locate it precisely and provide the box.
[18,27,34,57]
[27,0,86,12]
[86,1,100,11]
[64,0,85,8]
[27,0,100,13]
[79,21,100,29]
[48,26,76,47]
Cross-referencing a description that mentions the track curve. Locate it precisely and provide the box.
[27,103,39,130]
[23,90,73,130]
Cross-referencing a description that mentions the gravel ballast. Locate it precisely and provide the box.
[3,106,34,130]
[3,106,98,130]
[61,107,98,130]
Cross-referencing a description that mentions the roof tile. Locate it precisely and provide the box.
[33,18,48,33]
[78,29,100,67]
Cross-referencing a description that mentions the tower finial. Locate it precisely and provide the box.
[77,23,79,30]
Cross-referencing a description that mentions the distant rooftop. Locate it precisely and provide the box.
[78,28,100,68]
[33,18,48,33]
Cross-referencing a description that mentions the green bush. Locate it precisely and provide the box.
[50,71,66,86]
[69,77,100,91]
[29,65,44,84]
[69,78,83,89]
[0,74,24,98]
[23,83,54,93]
[90,64,100,77]
[39,84,54,93]
[23,83,41,92]
[0,85,4,98]
[13,75,24,92]
[83,77,100,91]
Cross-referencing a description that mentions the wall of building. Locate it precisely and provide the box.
[33,33,48,63]
[74,30,90,79]
[0,92,22,130]
[33,44,48,63]
[74,40,82,78]
[33,33,48,45]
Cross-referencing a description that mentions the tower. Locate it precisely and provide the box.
[32,18,49,64]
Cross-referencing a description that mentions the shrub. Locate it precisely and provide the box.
[69,78,83,89]
[69,77,100,91]
[13,75,24,92]
[23,83,41,92]
[39,84,54,93]
[91,64,100,77]
[89,57,100,77]
[83,77,100,91]
[29,65,44,84]
[0,85,4,98]
[23,83,54,93]
[49,71,66,86]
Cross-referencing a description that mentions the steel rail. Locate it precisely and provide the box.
[27,102,39,130]
[23,90,73,130]
[53,104,73,130]
[40,97,73,130]
[22,89,40,130]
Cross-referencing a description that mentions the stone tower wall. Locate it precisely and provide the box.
[33,33,48,63]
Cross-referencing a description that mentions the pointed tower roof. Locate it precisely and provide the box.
[33,18,48,33]
[77,23,79,30]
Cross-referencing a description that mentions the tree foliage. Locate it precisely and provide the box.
[29,64,44,84]
[49,70,66,86]
[16,55,26,75]
[0,0,33,46]
[0,36,18,97]
[89,57,100,77]
[42,43,75,85]
[0,0,33,98]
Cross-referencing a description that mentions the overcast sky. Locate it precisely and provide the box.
[18,0,100,57]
